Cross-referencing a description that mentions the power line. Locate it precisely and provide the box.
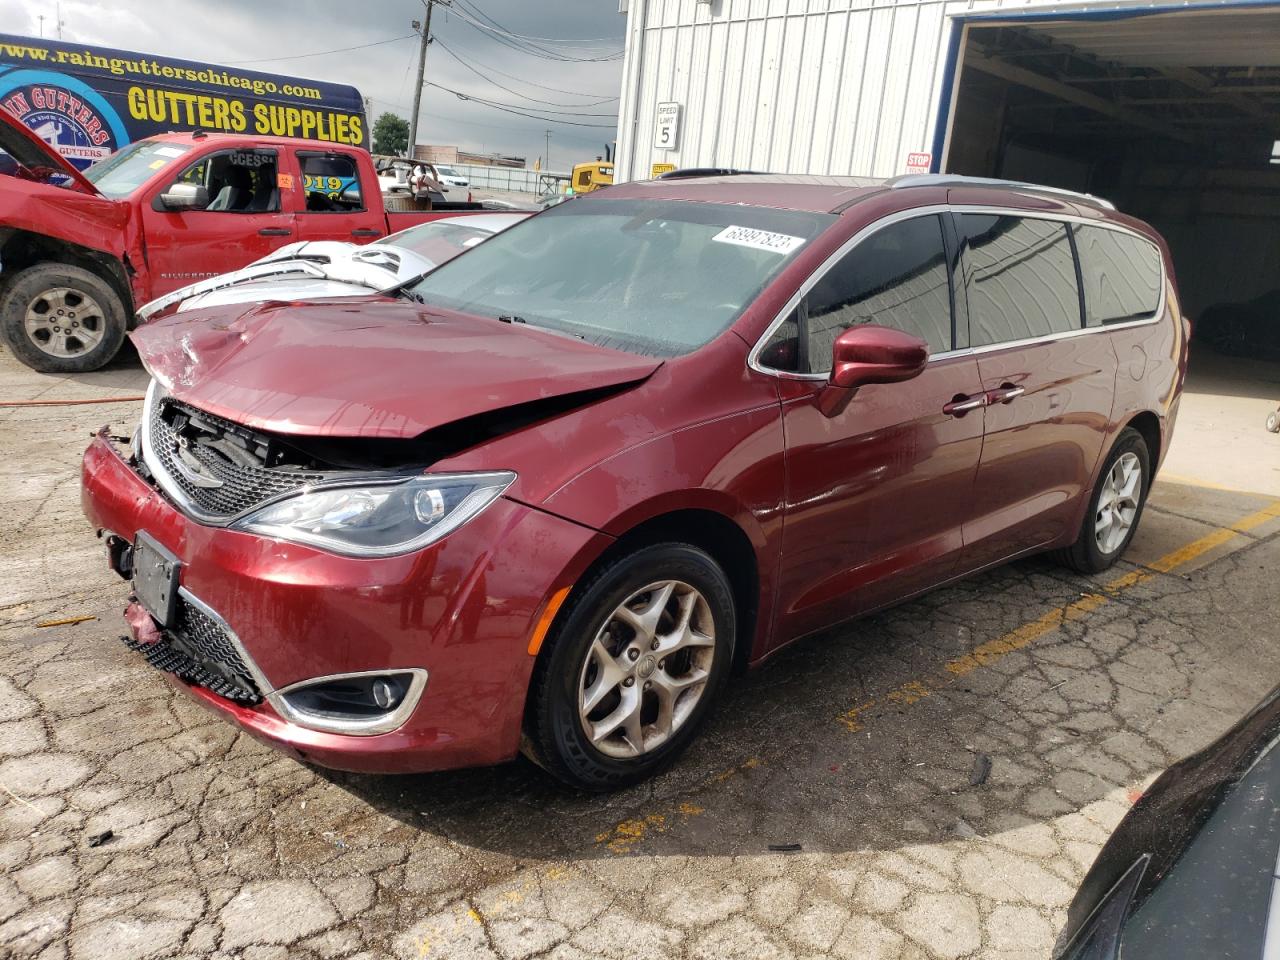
[433,37,618,108]
[426,82,618,118]
[446,2,622,63]
[225,34,415,65]
[431,35,619,99]
[446,2,622,45]
[426,81,618,128]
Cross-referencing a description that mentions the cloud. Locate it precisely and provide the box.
[0,0,624,164]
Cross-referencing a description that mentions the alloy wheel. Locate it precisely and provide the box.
[577,580,716,759]
[1095,452,1142,554]
[23,287,106,358]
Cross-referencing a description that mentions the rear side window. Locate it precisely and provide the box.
[957,214,1081,346]
[299,153,363,212]
[760,214,953,374]
[1072,225,1162,326]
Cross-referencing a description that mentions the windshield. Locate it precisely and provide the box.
[406,198,835,357]
[378,220,497,265]
[83,141,192,198]
[436,165,458,176]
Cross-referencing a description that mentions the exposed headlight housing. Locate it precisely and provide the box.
[232,471,515,557]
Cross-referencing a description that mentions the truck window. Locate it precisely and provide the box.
[168,149,280,213]
[299,152,364,213]
[83,141,192,198]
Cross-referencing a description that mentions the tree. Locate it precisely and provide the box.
[372,112,410,156]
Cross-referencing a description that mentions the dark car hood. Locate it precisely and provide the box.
[131,297,662,438]
[1058,685,1280,957]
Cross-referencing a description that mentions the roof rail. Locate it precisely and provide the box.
[889,174,1115,211]
[656,167,768,180]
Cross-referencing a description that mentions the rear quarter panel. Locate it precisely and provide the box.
[1071,205,1188,476]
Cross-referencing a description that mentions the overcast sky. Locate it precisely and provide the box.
[0,0,625,165]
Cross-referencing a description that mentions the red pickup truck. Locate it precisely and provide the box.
[0,110,482,372]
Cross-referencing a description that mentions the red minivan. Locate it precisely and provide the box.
[81,174,1188,789]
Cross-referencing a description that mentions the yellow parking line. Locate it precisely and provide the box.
[598,498,1280,854]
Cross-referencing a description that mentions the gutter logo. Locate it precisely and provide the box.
[0,68,128,169]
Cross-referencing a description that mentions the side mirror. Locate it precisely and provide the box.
[158,183,208,211]
[829,324,929,390]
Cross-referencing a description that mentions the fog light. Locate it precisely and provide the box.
[372,678,397,709]
[270,669,428,736]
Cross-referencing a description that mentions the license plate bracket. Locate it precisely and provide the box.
[132,532,180,627]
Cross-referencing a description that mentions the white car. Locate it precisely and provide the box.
[136,213,529,321]
[432,164,469,188]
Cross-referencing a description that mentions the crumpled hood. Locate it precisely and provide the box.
[136,242,434,321]
[130,298,662,438]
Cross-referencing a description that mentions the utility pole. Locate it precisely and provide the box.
[406,0,436,161]
[544,130,552,173]
[37,14,45,37]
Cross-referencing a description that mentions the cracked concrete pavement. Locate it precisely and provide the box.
[2,348,1279,960]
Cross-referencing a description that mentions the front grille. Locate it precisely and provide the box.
[125,592,262,704]
[147,396,328,520]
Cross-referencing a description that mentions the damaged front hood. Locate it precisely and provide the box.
[0,108,103,195]
[136,242,433,321]
[131,298,662,438]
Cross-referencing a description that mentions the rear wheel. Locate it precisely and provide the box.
[523,543,736,791]
[0,263,127,373]
[1266,410,1280,434]
[1057,428,1151,573]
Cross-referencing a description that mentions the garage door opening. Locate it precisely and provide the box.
[940,6,1280,368]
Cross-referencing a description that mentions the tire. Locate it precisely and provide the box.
[523,543,736,791]
[1266,411,1280,434]
[1057,428,1151,574]
[0,263,128,373]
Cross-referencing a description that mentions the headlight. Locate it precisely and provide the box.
[231,471,515,558]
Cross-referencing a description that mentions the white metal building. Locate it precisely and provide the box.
[613,0,1280,324]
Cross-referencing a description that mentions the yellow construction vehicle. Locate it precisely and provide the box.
[570,159,614,194]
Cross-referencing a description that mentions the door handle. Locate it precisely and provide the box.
[943,394,987,416]
[257,228,291,237]
[351,228,382,238]
[987,384,1026,404]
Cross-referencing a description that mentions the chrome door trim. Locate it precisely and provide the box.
[747,204,1167,380]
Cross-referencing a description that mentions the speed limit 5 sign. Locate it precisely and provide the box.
[655,102,681,151]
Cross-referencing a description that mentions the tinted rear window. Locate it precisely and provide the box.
[1072,225,1162,326]
[958,214,1081,347]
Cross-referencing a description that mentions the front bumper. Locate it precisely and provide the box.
[81,433,608,773]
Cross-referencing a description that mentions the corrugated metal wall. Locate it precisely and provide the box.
[613,0,1110,183]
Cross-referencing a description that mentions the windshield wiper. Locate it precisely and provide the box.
[497,315,526,324]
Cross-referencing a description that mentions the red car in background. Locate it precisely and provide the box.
[81,174,1188,790]
[0,109,480,373]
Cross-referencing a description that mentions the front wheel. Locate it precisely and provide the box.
[1266,410,1280,434]
[523,543,736,791]
[0,263,128,373]
[1057,428,1151,574]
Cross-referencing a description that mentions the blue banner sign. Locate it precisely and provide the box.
[0,33,367,169]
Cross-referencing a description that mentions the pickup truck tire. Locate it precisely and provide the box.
[1,263,127,373]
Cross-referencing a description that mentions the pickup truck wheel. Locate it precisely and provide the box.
[1,263,127,373]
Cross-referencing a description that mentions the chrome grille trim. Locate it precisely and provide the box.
[138,381,403,527]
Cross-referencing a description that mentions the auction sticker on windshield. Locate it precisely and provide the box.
[712,225,806,255]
